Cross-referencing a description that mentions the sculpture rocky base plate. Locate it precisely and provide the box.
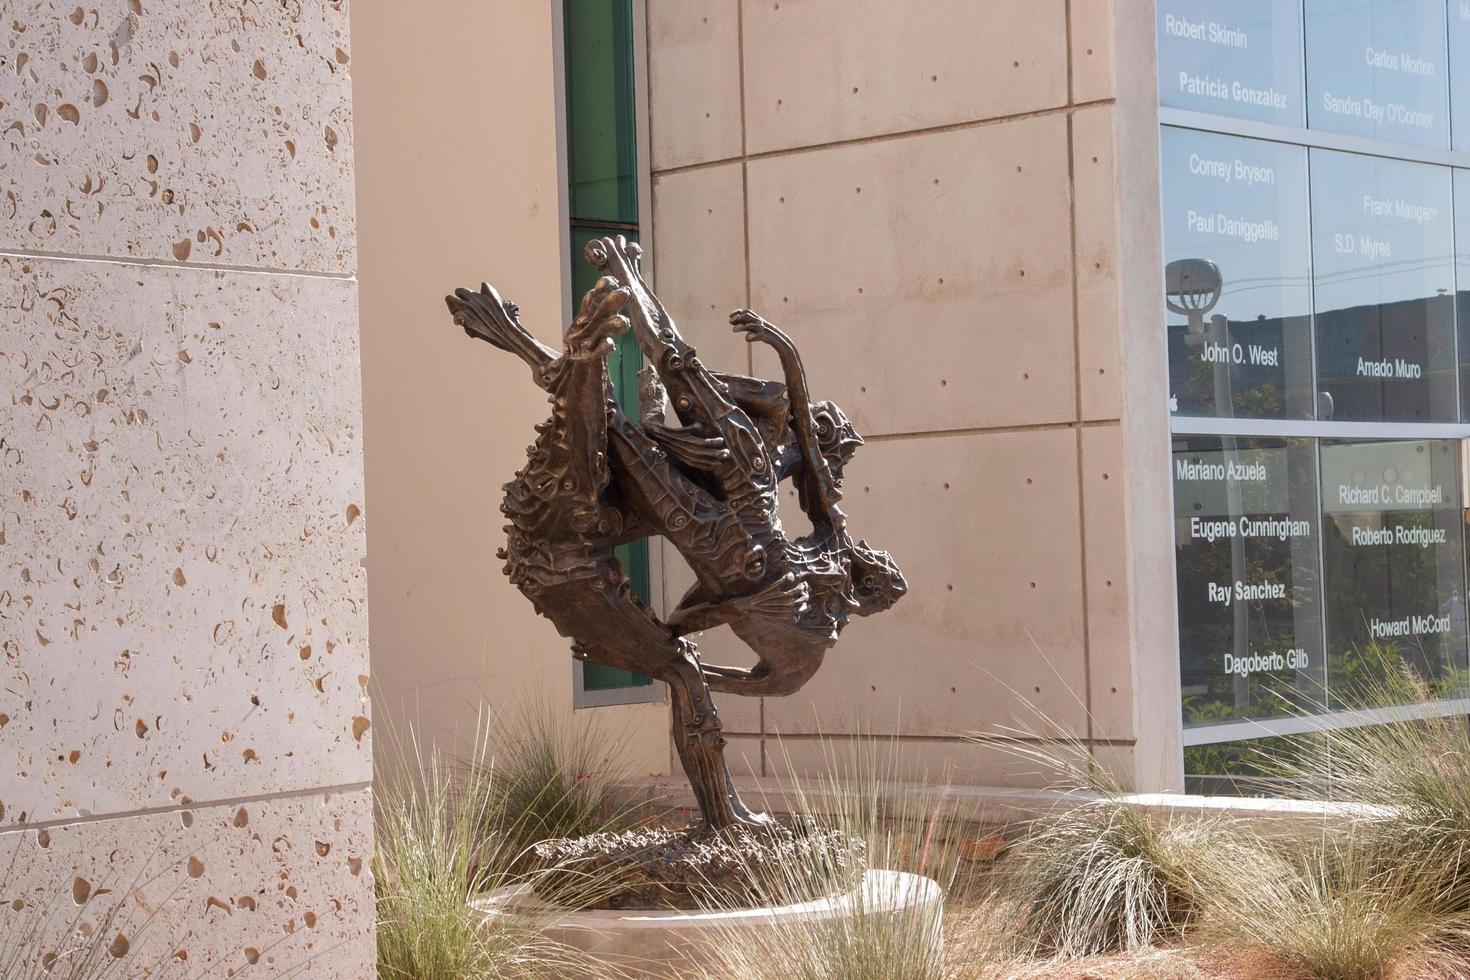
[531,823,866,911]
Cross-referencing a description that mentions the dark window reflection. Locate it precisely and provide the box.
[1458,170,1470,418]
[1174,436,1325,727]
[1163,129,1313,419]
[1157,0,1303,126]
[1184,732,1327,795]
[1311,150,1456,422]
[1305,0,1450,148]
[1320,439,1470,706]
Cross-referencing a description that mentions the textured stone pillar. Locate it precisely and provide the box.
[0,1,372,973]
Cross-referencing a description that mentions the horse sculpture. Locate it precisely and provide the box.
[446,235,905,831]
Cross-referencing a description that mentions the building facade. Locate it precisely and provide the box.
[362,0,1470,801]
[359,0,1182,796]
[8,0,1467,971]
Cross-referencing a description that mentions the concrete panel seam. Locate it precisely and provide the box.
[1065,100,1097,762]
[0,780,373,838]
[1065,0,1076,107]
[864,418,1120,443]
[652,96,1118,178]
[0,247,358,283]
[763,732,1138,748]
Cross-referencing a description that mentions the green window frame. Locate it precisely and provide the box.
[563,0,656,703]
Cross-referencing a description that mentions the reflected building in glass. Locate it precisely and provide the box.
[1172,436,1325,728]
[1310,151,1456,423]
[1162,129,1314,419]
[1320,439,1470,703]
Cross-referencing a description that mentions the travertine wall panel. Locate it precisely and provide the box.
[0,787,373,978]
[1074,104,1123,421]
[0,0,355,273]
[0,255,368,826]
[762,430,1088,739]
[740,0,1067,154]
[647,0,742,170]
[746,117,1076,436]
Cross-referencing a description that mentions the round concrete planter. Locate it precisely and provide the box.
[470,868,944,978]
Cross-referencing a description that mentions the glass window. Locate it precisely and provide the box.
[1173,436,1326,728]
[564,0,639,225]
[1162,128,1314,419]
[1157,1,1303,126]
[1184,732,1327,795]
[1453,1,1470,150]
[1458,169,1470,416]
[1305,0,1450,148]
[1320,438,1470,706]
[1310,150,1456,423]
[565,0,651,695]
[570,227,652,694]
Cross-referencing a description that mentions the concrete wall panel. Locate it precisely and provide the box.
[0,787,373,978]
[746,117,1076,436]
[740,0,1067,154]
[353,0,671,777]
[647,0,743,170]
[1080,424,1134,741]
[763,735,1068,791]
[651,161,750,379]
[0,255,368,826]
[1071,0,1117,104]
[1074,104,1122,421]
[0,0,355,274]
[762,429,1088,740]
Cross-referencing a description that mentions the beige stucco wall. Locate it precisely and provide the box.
[647,0,1181,791]
[1,0,373,973]
[353,1,671,779]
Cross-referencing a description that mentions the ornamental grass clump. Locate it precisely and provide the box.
[976,707,1220,962]
[687,732,957,980]
[1269,670,1470,923]
[1195,828,1470,980]
[468,696,642,871]
[996,789,1216,960]
[374,713,633,980]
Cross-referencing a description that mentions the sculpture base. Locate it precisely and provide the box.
[472,869,944,979]
[529,823,864,910]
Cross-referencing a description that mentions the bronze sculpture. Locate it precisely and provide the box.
[446,235,905,834]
